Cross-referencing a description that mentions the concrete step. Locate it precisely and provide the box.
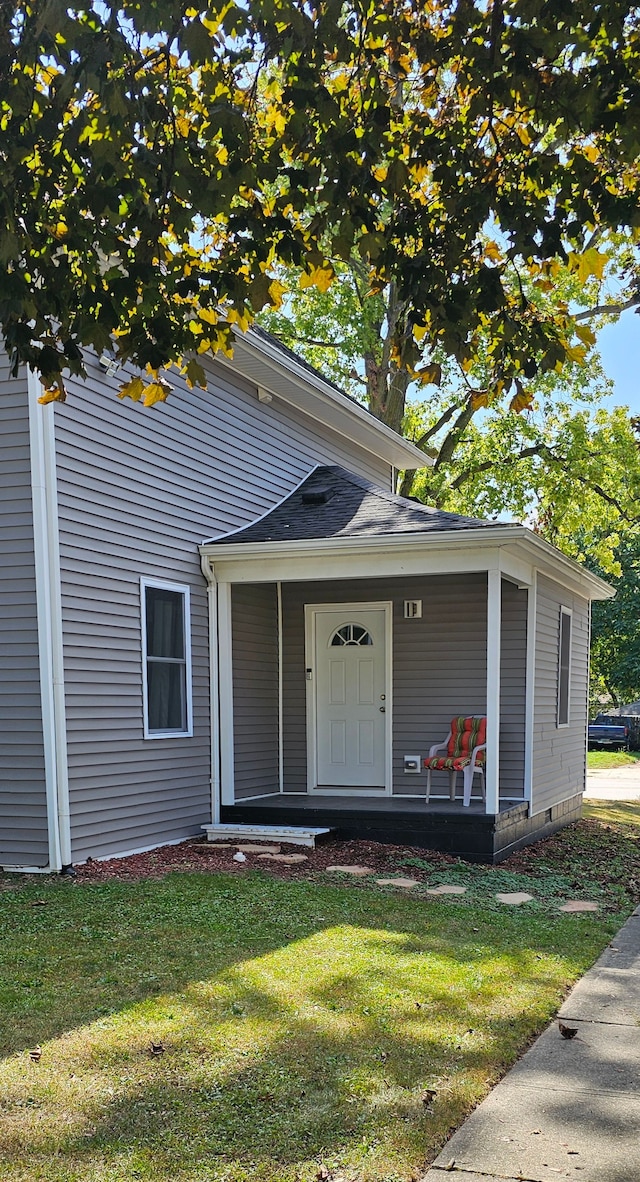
[202,823,333,848]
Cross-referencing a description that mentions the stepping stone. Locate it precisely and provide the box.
[426,884,467,895]
[559,900,599,913]
[257,853,308,864]
[495,891,534,905]
[325,865,373,876]
[375,877,419,888]
[234,844,282,854]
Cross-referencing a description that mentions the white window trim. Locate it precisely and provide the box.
[141,577,193,740]
[557,605,572,729]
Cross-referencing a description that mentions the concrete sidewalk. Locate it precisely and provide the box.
[586,762,640,802]
[422,907,640,1182]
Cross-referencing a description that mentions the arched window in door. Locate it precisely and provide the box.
[329,624,373,647]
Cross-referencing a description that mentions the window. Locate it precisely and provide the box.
[557,607,572,727]
[141,579,192,738]
[330,624,373,646]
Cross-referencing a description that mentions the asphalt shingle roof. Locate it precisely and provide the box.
[212,466,511,544]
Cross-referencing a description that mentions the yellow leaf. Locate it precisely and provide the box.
[142,379,171,408]
[198,307,219,326]
[299,264,335,293]
[38,381,65,404]
[417,362,442,386]
[373,165,388,182]
[268,278,287,309]
[216,143,228,166]
[575,323,596,347]
[470,389,491,410]
[175,115,191,137]
[569,248,608,284]
[563,342,587,364]
[413,323,428,342]
[117,376,145,402]
[484,240,502,263]
[509,387,533,413]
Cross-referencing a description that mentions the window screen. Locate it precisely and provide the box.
[143,583,191,735]
[557,608,572,727]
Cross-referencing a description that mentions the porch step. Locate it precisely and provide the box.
[201,823,334,848]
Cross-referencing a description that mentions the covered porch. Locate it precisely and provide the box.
[199,467,610,861]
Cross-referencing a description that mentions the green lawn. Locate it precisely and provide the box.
[0,869,625,1182]
[587,749,640,769]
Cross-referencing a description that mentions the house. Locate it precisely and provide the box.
[0,329,613,870]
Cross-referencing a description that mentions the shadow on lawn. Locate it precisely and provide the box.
[0,871,616,1181]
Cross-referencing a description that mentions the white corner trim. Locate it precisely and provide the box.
[27,370,69,871]
[140,577,194,739]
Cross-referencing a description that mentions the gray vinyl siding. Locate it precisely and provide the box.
[0,365,48,866]
[54,352,391,860]
[232,584,279,798]
[499,580,527,799]
[532,574,590,814]
[281,573,493,797]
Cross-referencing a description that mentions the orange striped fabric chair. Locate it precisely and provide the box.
[424,716,487,807]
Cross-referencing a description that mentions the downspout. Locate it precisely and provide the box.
[200,555,221,824]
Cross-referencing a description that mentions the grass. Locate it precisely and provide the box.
[587,749,640,769]
[583,798,640,828]
[0,867,628,1182]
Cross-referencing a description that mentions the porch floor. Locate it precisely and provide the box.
[220,792,555,864]
[233,793,518,815]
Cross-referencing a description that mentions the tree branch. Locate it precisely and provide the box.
[574,295,640,321]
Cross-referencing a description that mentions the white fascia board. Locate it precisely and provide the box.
[223,329,430,472]
[199,523,614,601]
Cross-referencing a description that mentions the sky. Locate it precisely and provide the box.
[597,308,640,415]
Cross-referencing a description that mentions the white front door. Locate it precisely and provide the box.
[309,606,389,790]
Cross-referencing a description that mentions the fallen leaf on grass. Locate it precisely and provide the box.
[149,1042,165,1056]
[29,1046,42,1062]
[30,900,47,907]
[421,1088,437,1106]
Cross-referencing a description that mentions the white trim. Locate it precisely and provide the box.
[557,605,573,728]
[304,601,393,795]
[224,328,430,470]
[201,465,320,544]
[201,556,221,825]
[485,568,502,814]
[277,581,284,793]
[27,371,63,873]
[523,572,537,806]
[200,526,612,602]
[140,577,193,739]
[1,864,57,874]
[217,580,235,805]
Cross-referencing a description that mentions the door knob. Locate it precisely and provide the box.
[379,706,385,712]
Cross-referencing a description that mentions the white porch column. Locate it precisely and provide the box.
[485,566,502,814]
[217,580,235,806]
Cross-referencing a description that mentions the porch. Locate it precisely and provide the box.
[219,793,583,864]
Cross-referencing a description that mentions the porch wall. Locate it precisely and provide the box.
[531,575,590,814]
[499,580,528,798]
[282,574,493,797]
[231,584,279,798]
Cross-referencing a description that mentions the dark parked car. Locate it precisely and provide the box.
[588,721,629,751]
[595,714,640,751]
